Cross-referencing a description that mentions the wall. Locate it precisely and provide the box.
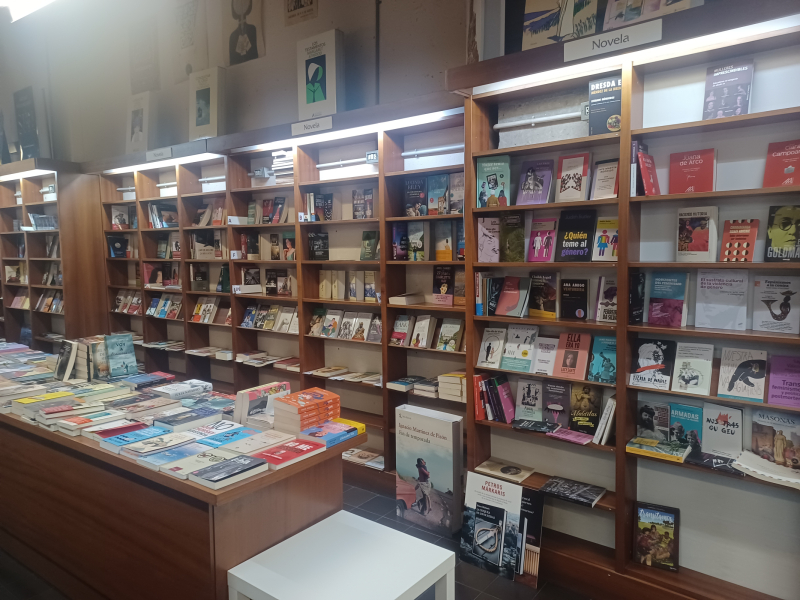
[0,0,466,163]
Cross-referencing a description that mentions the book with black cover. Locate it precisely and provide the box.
[588,75,622,136]
[405,177,428,215]
[629,272,646,324]
[360,231,379,261]
[518,488,545,584]
[499,213,525,262]
[511,420,561,433]
[629,338,678,391]
[559,279,588,320]
[538,476,606,508]
[554,210,596,262]
[486,278,504,316]
[308,232,329,261]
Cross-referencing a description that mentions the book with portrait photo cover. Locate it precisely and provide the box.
[553,332,591,380]
[702,59,753,121]
[764,205,800,262]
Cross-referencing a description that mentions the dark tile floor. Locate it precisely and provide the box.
[343,484,593,600]
[0,486,592,600]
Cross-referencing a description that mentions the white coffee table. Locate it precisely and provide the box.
[228,510,456,600]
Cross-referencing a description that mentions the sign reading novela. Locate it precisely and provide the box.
[564,20,662,62]
[291,116,333,137]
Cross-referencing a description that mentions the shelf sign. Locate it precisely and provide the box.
[365,150,379,164]
[146,147,172,162]
[291,116,333,136]
[564,19,662,62]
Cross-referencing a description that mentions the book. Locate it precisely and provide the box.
[475,458,535,484]
[748,409,800,479]
[677,206,718,262]
[516,160,553,205]
[477,218,499,263]
[587,336,616,384]
[588,75,622,135]
[559,279,588,320]
[720,219,758,262]
[592,218,618,261]
[518,487,546,584]
[252,439,326,469]
[105,334,137,377]
[352,189,366,219]
[427,174,449,216]
[409,315,436,349]
[671,342,714,396]
[514,379,542,421]
[670,404,703,446]
[553,332,590,380]
[449,172,464,214]
[629,339,677,391]
[511,420,560,434]
[320,309,343,338]
[197,427,260,449]
[629,272,646,324]
[539,476,606,508]
[364,271,378,302]
[532,337,558,376]
[625,438,689,463]
[307,232,329,261]
[595,276,617,324]
[634,503,679,572]
[435,318,464,352]
[648,272,689,328]
[389,315,416,347]
[460,472,522,579]
[527,218,557,262]
[499,214,524,262]
[496,277,530,317]
[717,347,767,401]
[137,442,208,471]
[392,222,409,261]
[366,316,382,343]
[637,401,670,442]
[764,205,800,262]
[763,139,800,187]
[569,384,602,435]
[554,209,595,262]
[396,404,463,534]
[637,152,661,196]
[188,455,269,489]
[499,324,538,373]
[432,265,454,306]
[703,59,753,120]
[669,148,716,194]
[702,402,743,459]
[590,159,619,200]
[360,231,378,261]
[433,220,453,261]
[555,153,591,202]
[695,269,748,330]
[528,273,559,319]
[161,447,239,479]
[767,356,800,408]
[407,221,429,261]
[404,177,427,215]
[476,156,510,207]
[476,327,506,369]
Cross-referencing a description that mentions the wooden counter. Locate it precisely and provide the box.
[0,413,365,600]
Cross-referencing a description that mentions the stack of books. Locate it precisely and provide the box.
[438,370,466,403]
[273,388,340,434]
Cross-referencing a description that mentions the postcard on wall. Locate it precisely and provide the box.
[125,92,155,154]
[286,0,318,26]
[222,0,265,67]
[189,67,226,140]
[172,0,209,83]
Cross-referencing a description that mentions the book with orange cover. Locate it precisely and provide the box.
[273,388,340,414]
[668,148,715,194]
[719,219,759,262]
[553,332,591,380]
[763,139,800,188]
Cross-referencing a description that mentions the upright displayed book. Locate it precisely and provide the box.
[763,139,800,188]
[720,219,758,262]
[648,272,689,328]
[105,334,137,377]
[528,219,557,262]
[559,279,588,320]
[514,379,542,421]
[569,384,602,435]
[496,277,530,318]
[671,343,713,396]
[477,328,506,369]
[629,272,646,324]
[405,177,427,215]
[767,356,800,408]
[590,159,619,200]
[499,214,524,262]
[629,339,677,390]
[764,205,800,262]
[703,59,753,120]
[449,172,465,213]
[670,404,702,445]
[476,156,510,207]
[587,336,616,384]
[695,269,748,330]
[516,160,553,205]
[499,324,538,373]
[702,402,743,459]
[668,149,716,194]
[677,206,718,262]
[592,218,618,261]
[427,174,449,216]
[634,503,679,572]
[477,218,500,263]
[554,210,596,262]
[637,151,661,196]
[528,273,559,319]
[553,332,590,380]
[555,153,591,202]
[595,276,617,323]
[717,348,767,401]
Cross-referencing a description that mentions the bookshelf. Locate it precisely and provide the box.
[0,158,105,350]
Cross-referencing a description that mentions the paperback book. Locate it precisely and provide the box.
[717,348,767,401]
[477,328,506,369]
[720,219,758,262]
[670,404,702,445]
[587,336,616,384]
[499,324,538,373]
[532,337,558,376]
[595,276,617,323]
[702,402,743,459]
[592,218,618,261]
[695,269,748,330]
[569,384,602,435]
[634,503,679,572]
[677,206,718,262]
[555,153,591,202]
[499,214,525,262]
[767,356,800,408]
[763,139,800,188]
[477,218,500,263]
[527,219,557,262]
[559,279,588,320]
[671,343,714,396]
[553,332,591,380]
[668,148,716,194]
[476,156,510,207]
[554,210,595,262]
[528,273,559,319]
[703,59,753,120]
[648,272,689,328]
[629,339,677,391]
[514,379,542,421]
[516,160,553,205]
[764,205,800,262]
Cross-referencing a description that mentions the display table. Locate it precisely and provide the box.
[0,413,366,600]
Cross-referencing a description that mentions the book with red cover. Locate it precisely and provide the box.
[252,439,326,470]
[473,374,488,421]
[720,219,759,262]
[95,422,148,439]
[637,152,661,196]
[492,375,516,424]
[553,332,591,380]
[668,148,715,194]
[763,139,800,187]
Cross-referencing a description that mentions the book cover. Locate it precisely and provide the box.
[539,476,606,508]
[527,219,557,262]
[554,210,595,262]
[499,214,525,262]
[393,222,409,261]
[763,139,800,187]
[436,318,464,352]
[478,218,500,263]
[767,356,800,408]
[703,59,753,120]
[360,231,378,261]
[449,172,465,214]
[717,347,767,401]
[670,404,702,446]
[197,427,259,448]
[559,279,588,320]
[588,75,622,136]
[389,315,414,346]
[477,156,510,207]
[434,220,454,261]
[518,488,545,585]
[764,205,800,262]
[677,206,718,262]
[569,384,602,435]
[720,219,758,262]
[475,458,535,485]
[634,503,679,572]
[105,334,137,377]
[750,409,800,474]
[517,160,553,205]
[555,153,591,202]
[320,309,343,338]
[433,265,455,306]
[668,149,716,194]
[553,332,591,380]
[671,342,714,396]
[496,277,530,317]
[702,403,743,459]
[500,324,538,373]
[352,189,366,219]
[637,152,661,196]
[460,472,522,580]
[514,379,542,421]
[252,440,326,468]
[532,337,558,376]
[629,272,646,324]
[477,327,506,369]
[595,276,617,323]
[629,339,677,390]
[427,174,449,216]
[695,269,748,330]
[592,218,618,261]
[307,232,329,261]
[587,336,616,384]
[404,177,427,215]
[648,272,689,328]
[590,159,619,200]
[637,401,670,442]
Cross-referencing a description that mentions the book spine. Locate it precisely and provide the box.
[473,375,486,421]
[600,400,616,446]
[592,398,614,445]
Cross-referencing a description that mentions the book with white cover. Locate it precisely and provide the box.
[695,269,748,330]
[189,67,225,140]
[274,307,295,333]
[595,276,617,324]
[477,328,506,369]
[676,206,718,262]
[702,402,743,459]
[499,324,538,373]
[409,315,437,349]
[120,431,200,458]
[753,275,800,335]
[515,379,543,421]
[671,343,714,396]
[160,447,239,479]
[223,430,295,454]
[717,347,767,401]
[337,311,359,340]
[532,337,558,376]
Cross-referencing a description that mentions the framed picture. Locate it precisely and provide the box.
[125,92,155,154]
[189,67,226,140]
[222,0,265,67]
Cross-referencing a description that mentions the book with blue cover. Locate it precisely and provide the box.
[669,404,702,445]
[298,420,358,448]
[587,336,617,384]
[105,333,136,377]
[136,441,208,470]
[197,427,258,448]
[99,427,170,452]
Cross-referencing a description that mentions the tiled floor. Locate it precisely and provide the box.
[0,486,592,600]
[343,485,593,600]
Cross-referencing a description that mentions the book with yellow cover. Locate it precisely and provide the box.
[14,391,74,405]
[333,417,366,435]
[625,437,690,463]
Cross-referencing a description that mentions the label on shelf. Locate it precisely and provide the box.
[291,116,333,136]
[564,19,662,62]
[147,147,173,161]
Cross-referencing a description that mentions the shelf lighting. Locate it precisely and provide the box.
[400,143,465,157]
[102,152,223,175]
[0,169,56,183]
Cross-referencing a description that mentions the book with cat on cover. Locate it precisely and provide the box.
[553,332,591,380]
[569,384,602,435]
[629,339,677,391]
[634,503,679,572]
[677,206,718,262]
[637,152,661,196]
[763,139,800,187]
[671,342,713,396]
[764,205,800,262]
[695,269,748,331]
[555,153,591,202]
[528,273,559,319]
[476,156,510,207]
[720,219,758,262]
[753,275,800,334]
[648,272,689,328]
[717,347,767,402]
[528,218,557,262]
[554,210,596,262]
[517,160,553,205]
[559,279,588,320]
[669,149,716,194]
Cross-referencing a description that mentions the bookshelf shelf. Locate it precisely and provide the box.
[477,419,616,454]
[301,260,380,266]
[231,259,296,265]
[386,260,463,266]
[186,321,231,328]
[473,133,621,158]
[231,184,295,193]
[236,326,298,336]
[385,214,464,222]
[184,259,228,263]
[181,191,227,199]
[339,407,385,429]
[630,186,800,203]
[234,294,298,302]
[30,285,63,290]
[628,323,800,345]
[473,261,615,269]
[28,258,59,261]
[304,334,381,347]
[384,165,465,178]
[519,471,617,512]
[474,315,615,330]
[630,261,798,270]
[139,196,177,202]
[229,223,295,229]
[299,218,379,226]
[307,374,383,392]
[475,365,616,389]
[390,303,466,313]
[184,225,228,230]
[632,106,800,138]
[391,345,466,356]
[185,290,230,296]
[626,384,800,415]
[473,198,620,213]
[298,174,379,187]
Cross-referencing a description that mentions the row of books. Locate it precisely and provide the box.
[29,213,58,230]
[192,230,228,259]
[404,172,465,216]
[110,205,138,230]
[237,230,295,261]
[189,263,230,293]
[241,304,298,333]
[342,447,384,470]
[9,289,29,309]
[33,289,64,314]
[236,267,293,296]
[302,189,375,221]
[318,269,379,302]
[387,371,466,402]
[391,219,465,262]
[113,290,143,315]
[308,366,381,386]
[245,196,289,224]
[145,293,183,320]
[143,262,181,290]
[235,352,300,370]
[309,309,381,342]
[185,347,233,361]
[147,202,179,228]
[307,231,378,261]
[191,198,227,227]
[389,314,465,352]
[189,296,230,325]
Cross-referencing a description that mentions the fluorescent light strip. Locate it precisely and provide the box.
[102,152,223,175]
[474,13,800,96]
[232,107,465,154]
[0,169,56,183]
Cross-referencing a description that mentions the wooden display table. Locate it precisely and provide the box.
[0,413,365,600]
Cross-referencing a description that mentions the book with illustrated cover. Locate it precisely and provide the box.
[499,214,525,262]
[404,177,427,215]
[532,337,558,376]
[634,503,679,572]
[496,276,530,317]
[555,153,591,202]
[539,476,606,508]
[499,324,538,373]
[703,59,753,120]
[476,156,510,207]
[648,272,689,328]
[433,265,455,306]
[105,334,136,377]
[720,219,758,262]
[589,159,619,200]
[516,159,553,205]
[717,347,766,402]
[427,174,449,216]
[763,139,800,188]
[595,276,617,324]
[366,316,382,343]
[587,336,616,384]
[671,342,714,396]
[389,315,415,346]
[475,458,535,485]
[434,220,454,261]
[478,218,500,263]
[702,402,743,459]
[449,172,465,214]
[527,218,557,262]
[436,318,464,352]
[320,309,343,338]
[392,222,409,261]
[569,384,602,435]
[629,272,646,324]
[629,339,677,391]
[477,327,506,369]
[554,210,595,262]
[695,269,748,330]
[352,189,366,220]
[767,357,800,408]
[677,206,718,262]
[670,404,702,445]
[559,279,588,320]
[764,205,800,262]
[588,75,622,136]
[553,332,591,380]
[637,152,660,196]
[592,218,618,261]
[307,232,329,261]
[360,231,378,261]
[514,379,542,421]
[528,273,559,319]
[669,149,716,194]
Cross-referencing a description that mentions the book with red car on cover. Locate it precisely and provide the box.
[720,219,759,262]
[553,332,591,380]
[668,148,716,194]
[252,439,326,469]
[763,139,800,187]
[637,152,661,196]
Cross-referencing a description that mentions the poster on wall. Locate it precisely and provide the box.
[13,87,39,159]
[296,29,345,121]
[603,0,703,32]
[521,0,599,52]
[223,0,265,67]
[129,18,161,94]
[173,0,209,83]
[286,0,318,26]
[189,67,226,140]
[126,92,156,154]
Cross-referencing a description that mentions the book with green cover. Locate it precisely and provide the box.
[500,214,525,262]
[477,156,511,207]
[360,231,379,261]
